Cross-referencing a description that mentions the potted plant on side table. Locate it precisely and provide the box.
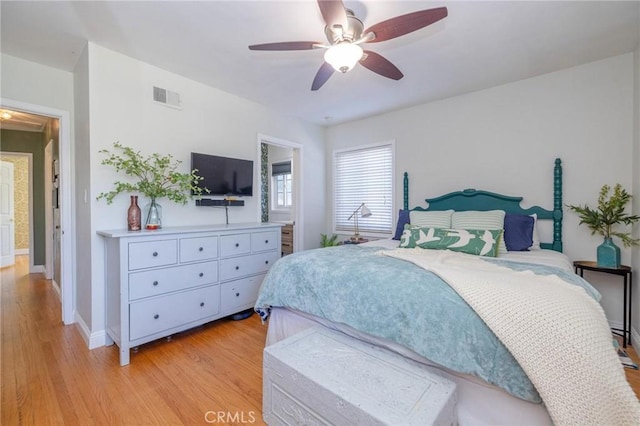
[97,142,208,230]
[568,184,639,268]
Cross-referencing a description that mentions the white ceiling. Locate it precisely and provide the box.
[0,109,50,132]
[1,1,639,126]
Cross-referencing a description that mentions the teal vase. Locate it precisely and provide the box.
[597,237,620,268]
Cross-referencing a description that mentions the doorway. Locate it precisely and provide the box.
[257,134,303,253]
[1,98,73,325]
[0,154,32,269]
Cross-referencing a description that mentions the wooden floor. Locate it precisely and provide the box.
[2,255,640,425]
[1,256,267,425]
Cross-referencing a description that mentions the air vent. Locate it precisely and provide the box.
[153,86,182,110]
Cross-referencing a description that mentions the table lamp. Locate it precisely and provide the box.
[348,203,372,243]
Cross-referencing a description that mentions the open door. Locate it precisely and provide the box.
[1,160,16,267]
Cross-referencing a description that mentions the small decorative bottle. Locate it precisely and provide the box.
[127,195,141,231]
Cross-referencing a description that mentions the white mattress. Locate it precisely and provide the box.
[263,241,578,425]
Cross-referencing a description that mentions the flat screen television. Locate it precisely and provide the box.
[191,152,254,196]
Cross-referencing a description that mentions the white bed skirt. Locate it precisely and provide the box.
[265,307,552,426]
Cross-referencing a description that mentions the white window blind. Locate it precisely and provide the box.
[334,143,393,235]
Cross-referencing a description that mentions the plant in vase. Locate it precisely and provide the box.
[567,184,639,268]
[97,142,208,230]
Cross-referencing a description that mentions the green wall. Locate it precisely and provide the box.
[0,129,46,265]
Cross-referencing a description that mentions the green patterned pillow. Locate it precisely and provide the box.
[451,210,507,255]
[399,225,503,257]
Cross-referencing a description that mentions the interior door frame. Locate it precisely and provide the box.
[0,153,32,268]
[0,159,16,267]
[257,134,303,252]
[1,97,75,325]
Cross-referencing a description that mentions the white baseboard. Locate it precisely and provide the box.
[631,327,639,348]
[609,319,623,332]
[15,248,29,255]
[609,320,638,347]
[30,264,45,274]
[51,279,61,301]
[74,313,109,350]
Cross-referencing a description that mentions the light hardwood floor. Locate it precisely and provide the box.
[2,255,640,425]
[2,256,267,425]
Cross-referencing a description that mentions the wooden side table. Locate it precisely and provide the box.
[573,261,633,347]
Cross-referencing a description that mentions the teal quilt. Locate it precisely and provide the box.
[255,245,600,403]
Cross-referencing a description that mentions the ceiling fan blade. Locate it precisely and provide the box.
[249,41,321,51]
[364,7,448,43]
[360,51,403,80]
[317,0,348,30]
[311,62,335,91]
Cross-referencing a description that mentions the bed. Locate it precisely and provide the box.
[255,159,639,425]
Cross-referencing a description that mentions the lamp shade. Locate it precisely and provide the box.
[324,43,364,73]
[360,204,372,218]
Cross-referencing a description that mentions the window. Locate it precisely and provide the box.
[334,143,393,236]
[271,161,292,209]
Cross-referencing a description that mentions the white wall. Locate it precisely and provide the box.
[631,14,640,344]
[327,53,636,327]
[1,54,74,113]
[86,44,325,342]
[73,46,94,339]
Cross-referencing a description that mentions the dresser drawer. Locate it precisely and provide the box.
[282,241,293,255]
[252,230,279,252]
[220,233,251,257]
[128,239,178,271]
[281,225,293,242]
[129,285,220,340]
[180,236,218,263]
[129,261,218,301]
[220,251,280,281]
[221,275,265,314]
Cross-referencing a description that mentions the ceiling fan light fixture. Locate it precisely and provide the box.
[324,42,363,73]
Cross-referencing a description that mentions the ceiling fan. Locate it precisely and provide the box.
[248,0,448,91]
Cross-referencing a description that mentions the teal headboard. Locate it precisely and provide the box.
[403,158,563,252]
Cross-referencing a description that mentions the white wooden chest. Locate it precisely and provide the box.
[263,327,457,426]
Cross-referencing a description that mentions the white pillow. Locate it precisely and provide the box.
[452,210,507,255]
[409,209,454,228]
[530,213,541,250]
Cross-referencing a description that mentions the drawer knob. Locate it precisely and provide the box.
[265,239,269,244]
[200,302,205,307]
[199,272,204,277]
[152,251,158,257]
[154,314,159,320]
[235,266,239,270]
[199,247,203,252]
[153,281,159,286]
[265,260,269,265]
[235,292,240,297]
[235,243,239,247]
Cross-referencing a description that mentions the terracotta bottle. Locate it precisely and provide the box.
[127,195,141,231]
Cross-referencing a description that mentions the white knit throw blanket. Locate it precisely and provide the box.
[383,248,640,426]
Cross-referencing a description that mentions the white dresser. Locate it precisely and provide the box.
[98,223,282,366]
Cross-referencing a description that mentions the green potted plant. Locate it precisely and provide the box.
[320,233,339,247]
[97,142,208,230]
[567,184,639,268]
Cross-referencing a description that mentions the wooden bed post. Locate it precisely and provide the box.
[552,158,563,252]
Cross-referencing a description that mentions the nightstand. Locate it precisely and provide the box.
[573,260,633,347]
